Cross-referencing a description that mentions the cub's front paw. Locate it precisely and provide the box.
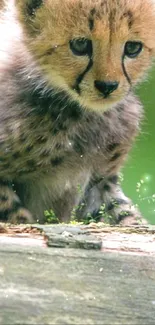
[0,184,34,224]
[119,211,148,226]
[8,207,34,224]
[113,203,148,226]
[102,198,148,226]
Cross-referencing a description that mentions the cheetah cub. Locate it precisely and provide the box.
[0,0,155,225]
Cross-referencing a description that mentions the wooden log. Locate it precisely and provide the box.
[0,223,155,324]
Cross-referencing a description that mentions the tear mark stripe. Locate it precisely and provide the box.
[73,58,93,93]
[122,54,131,85]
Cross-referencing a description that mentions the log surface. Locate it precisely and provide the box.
[0,223,155,324]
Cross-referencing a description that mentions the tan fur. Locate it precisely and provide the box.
[0,0,154,224]
[0,0,5,10]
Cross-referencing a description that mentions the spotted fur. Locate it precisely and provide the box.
[0,0,155,224]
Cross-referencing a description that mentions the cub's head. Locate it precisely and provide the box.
[15,0,155,111]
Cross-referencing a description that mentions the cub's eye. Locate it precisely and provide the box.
[124,41,143,58]
[69,38,92,56]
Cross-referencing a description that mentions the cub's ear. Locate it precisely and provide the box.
[15,0,43,16]
[15,0,44,35]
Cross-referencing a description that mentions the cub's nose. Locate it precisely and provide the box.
[94,80,119,97]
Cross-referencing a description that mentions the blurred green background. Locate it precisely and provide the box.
[123,67,155,224]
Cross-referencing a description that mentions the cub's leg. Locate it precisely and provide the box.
[0,181,34,224]
[77,175,147,226]
[97,175,146,225]
[14,178,84,224]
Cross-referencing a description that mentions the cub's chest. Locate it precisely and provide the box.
[0,115,86,178]
[0,128,74,178]
[0,111,115,179]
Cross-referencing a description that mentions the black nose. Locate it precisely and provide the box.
[94,80,119,97]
